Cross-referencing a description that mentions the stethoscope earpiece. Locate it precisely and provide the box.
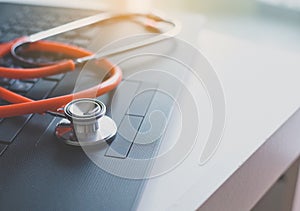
[55,98,117,146]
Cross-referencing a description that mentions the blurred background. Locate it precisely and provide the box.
[99,0,300,53]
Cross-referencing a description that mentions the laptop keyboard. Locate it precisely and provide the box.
[0,3,176,162]
[0,5,97,43]
[0,4,98,148]
[0,4,180,210]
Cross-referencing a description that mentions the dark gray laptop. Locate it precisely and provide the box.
[0,2,187,210]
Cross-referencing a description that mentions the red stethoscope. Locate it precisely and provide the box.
[0,12,180,118]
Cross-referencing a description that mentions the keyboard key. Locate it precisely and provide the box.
[21,78,39,83]
[128,92,175,159]
[127,90,156,116]
[9,80,34,92]
[110,80,140,126]
[0,57,14,67]
[0,78,16,86]
[0,143,8,156]
[26,79,57,100]
[0,115,30,144]
[44,73,65,81]
[134,91,174,145]
[47,71,79,99]
[105,115,143,158]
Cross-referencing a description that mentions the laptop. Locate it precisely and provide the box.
[0,1,207,210]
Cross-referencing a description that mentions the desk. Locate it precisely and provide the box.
[138,5,300,211]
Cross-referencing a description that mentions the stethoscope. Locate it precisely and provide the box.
[0,12,181,146]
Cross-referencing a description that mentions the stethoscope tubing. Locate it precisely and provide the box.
[0,11,180,118]
[0,59,122,118]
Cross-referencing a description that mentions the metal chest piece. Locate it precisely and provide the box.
[55,98,117,146]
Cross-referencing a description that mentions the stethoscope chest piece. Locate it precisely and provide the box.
[55,98,117,146]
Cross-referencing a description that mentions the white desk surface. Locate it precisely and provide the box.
[138,10,300,211]
[2,1,300,210]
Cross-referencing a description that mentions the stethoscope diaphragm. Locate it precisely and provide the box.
[55,98,117,146]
